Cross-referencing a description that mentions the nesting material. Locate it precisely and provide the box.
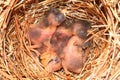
[0,0,120,80]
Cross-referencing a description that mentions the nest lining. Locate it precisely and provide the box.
[0,0,120,80]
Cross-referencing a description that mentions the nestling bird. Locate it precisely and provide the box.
[29,8,65,53]
[61,20,91,74]
[44,20,91,74]
[45,56,62,73]
[50,24,72,54]
[44,24,72,73]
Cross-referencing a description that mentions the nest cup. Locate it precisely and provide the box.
[0,0,120,80]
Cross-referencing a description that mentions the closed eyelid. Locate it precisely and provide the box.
[47,57,59,65]
[79,30,85,34]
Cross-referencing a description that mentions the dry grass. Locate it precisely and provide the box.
[0,0,120,80]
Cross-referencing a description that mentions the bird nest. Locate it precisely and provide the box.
[0,0,120,80]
